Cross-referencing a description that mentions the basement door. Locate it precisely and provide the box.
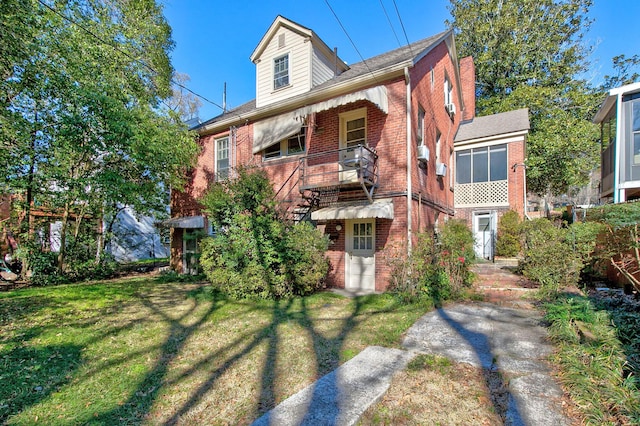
[182,229,199,275]
[345,219,376,291]
[473,212,496,260]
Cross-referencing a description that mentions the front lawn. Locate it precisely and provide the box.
[0,276,427,425]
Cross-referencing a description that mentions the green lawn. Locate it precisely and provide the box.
[0,276,428,425]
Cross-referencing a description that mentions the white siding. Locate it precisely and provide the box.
[312,46,336,87]
[255,27,311,108]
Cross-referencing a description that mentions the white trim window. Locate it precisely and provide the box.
[417,105,425,146]
[455,144,508,184]
[274,54,289,90]
[444,75,453,107]
[263,128,306,160]
[216,136,230,180]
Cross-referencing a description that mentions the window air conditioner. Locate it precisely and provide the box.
[435,162,447,176]
[446,103,456,117]
[417,145,430,162]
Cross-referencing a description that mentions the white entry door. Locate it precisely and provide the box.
[345,219,376,291]
[339,108,366,182]
[473,212,495,260]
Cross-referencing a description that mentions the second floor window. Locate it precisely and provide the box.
[444,76,453,106]
[456,144,507,184]
[417,106,425,146]
[216,136,230,179]
[274,54,289,90]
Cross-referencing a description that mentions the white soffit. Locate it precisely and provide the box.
[311,198,394,221]
[253,111,303,154]
[162,216,205,229]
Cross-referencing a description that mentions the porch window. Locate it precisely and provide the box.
[456,144,507,184]
[274,54,289,90]
[216,136,230,179]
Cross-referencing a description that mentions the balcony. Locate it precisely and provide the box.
[299,144,378,202]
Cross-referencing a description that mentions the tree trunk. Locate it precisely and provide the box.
[57,203,70,275]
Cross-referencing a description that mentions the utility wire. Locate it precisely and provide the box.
[379,0,402,48]
[392,0,414,57]
[36,0,230,117]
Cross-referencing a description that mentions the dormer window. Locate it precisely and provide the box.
[274,54,289,90]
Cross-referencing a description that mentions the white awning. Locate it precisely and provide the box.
[162,215,205,228]
[311,198,394,221]
[252,86,388,154]
[253,111,303,154]
[297,86,388,116]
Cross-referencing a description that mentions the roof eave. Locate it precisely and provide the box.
[454,129,529,146]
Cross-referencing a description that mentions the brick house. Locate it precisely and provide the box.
[453,109,530,259]
[170,16,526,290]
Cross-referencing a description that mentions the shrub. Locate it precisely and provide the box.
[199,167,329,299]
[386,220,475,304]
[519,219,602,295]
[15,241,62,286]
[495,210,522,257]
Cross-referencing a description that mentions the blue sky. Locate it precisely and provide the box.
[162,0,639,121]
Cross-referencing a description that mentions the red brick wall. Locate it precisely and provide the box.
[459,56,476,122]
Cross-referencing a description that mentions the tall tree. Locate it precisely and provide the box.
[1,0,198,273]
[601,54,640,91]
[447,0,600,196]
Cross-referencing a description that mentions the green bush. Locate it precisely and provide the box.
[15,241,62,286]
[386,220,476,304]
[495,210,522,257]
[199,167,329,300]
[519,219,602,295]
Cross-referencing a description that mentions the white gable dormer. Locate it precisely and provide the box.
[251,16,349,109]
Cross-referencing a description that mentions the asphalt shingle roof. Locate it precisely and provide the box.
[454,108,530,142]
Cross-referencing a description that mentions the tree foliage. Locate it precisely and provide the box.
[1,0,199,277]
[199,167,330,299]
[602,54,640,92]
[447,0,600,195]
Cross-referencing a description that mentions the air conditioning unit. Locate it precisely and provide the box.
[417,145,430,162]
[435,162,447,176]
[446,103,456,117]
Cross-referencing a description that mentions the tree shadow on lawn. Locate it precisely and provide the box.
[0,343,83,423]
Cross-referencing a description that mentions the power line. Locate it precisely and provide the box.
[35,0,228,115]
[379,0,402,48]
[392,0,414,58]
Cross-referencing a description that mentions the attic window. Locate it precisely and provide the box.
[274,54,289,90]
[278,33,285,48]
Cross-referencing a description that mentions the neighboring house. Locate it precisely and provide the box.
[169,16,524,291]
[453,109,530,259]
[594,82,640,203]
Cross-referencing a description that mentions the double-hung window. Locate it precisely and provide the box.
[456,144,507,184]
[444,76,453,106]
[216,136,230,180]
[417,106,425,146]
[274,54,289,90]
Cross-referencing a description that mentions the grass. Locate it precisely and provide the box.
[544,293,640,425]
[358,354,503,425]
[0,275,428,425]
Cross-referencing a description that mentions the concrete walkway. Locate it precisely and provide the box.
[252,260,572,425]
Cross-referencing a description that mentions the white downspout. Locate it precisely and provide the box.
[405,67,412,254]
